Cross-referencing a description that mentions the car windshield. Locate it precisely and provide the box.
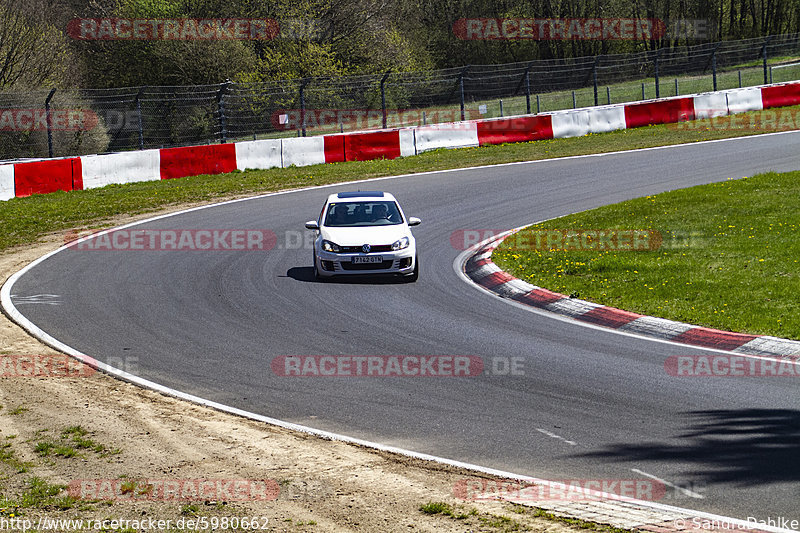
[324,201,403,227]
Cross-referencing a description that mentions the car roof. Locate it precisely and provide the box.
[326,191,396,203]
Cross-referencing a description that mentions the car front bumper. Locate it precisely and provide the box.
[315,247,416,276]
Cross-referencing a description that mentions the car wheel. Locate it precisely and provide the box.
[406,255,419,282]
[313,252,322,280]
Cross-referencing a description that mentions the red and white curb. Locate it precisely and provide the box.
[463,229,800,358]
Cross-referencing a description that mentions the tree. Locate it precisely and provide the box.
[0,0,81,89]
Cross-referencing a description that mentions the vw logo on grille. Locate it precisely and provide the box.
[362,244,371,253]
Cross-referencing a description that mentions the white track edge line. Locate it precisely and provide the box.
[2,136,799,532]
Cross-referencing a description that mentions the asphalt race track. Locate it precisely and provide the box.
[8,132,800,521]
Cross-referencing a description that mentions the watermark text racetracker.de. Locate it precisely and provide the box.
[665,355,800,377]
[454,477,705,502]
[453,18,712,40]
[65,229,277,252]
[67,18,327,41]
[0,109,99,132]
[68,478,279,502]
[0,354,95,378]
[271,355,525,377]
[0,354,139,378]
[671,108,800,132]
[450,229,714,251]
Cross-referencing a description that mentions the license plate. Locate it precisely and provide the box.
[352,255,382,264]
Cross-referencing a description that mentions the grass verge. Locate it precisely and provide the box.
[3,104,800,254]
[492,170,800,339]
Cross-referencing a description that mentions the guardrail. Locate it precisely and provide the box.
[1,80,798,201]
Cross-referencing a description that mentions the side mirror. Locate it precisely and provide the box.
[408,217,421,227]
[305,220,319,230]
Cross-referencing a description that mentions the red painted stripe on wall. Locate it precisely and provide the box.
[476,115,554,146]
[760,82,800,109]
[323,135,346,164]
[344,131,402,161]
[14,158,79,197]
[624,98,695,129]
[159,143,237,180]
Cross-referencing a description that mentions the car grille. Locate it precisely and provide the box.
[339,244,393,253]
[340,260,395,270]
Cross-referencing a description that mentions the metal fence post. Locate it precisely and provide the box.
[762,37,772,85]
[299,78,311,137]
[523,62,533,114]
[380,70,391,129]
[654,49,662,99]
[606,86,610,104]
[711,43,721,91]
[536,94,540,114]
[45,88,56,158]
[135,87,145,150]
[458,66,469,121]
[217,81,231,143]
[593,57,599,106]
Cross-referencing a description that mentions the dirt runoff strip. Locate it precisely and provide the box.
[0,201,716,533]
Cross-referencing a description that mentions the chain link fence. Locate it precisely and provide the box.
[2,33,800,160]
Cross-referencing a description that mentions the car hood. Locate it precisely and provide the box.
[320,225,411,246]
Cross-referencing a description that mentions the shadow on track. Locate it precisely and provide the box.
[573,408,800,485]
[285,267,414,285]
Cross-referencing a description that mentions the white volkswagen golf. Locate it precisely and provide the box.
[305,191,420,281]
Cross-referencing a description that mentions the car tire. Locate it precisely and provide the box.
[313,252,323,281]
[406,255,419,282]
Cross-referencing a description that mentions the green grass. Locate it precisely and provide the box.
[420,501,455,515]
[493,171,800,339]
[0,477,75,512]
[4,103,800,254]
[0,442,29,473]
[33,426,120,460]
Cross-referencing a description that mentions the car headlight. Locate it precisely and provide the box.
[322,240,341,253]
[391,236,410,251]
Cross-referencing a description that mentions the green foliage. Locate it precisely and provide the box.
[0,0,80,89]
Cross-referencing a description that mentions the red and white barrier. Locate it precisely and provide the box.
[0,164,14,201]
[551,110,591,138]
[414,123,479,153]
[693,92,729,119]
[234,139,281,170]
[624,97,695,129]
[399,129,416,157]
[6,80,800,201]
[13,157,82,197]
[476,115,553,146]
[587,106,627,133]
[323,135,346,164]
[281,137,326,167]
[343,130,401,161]
[81,149,161,189]
[723,87,763,115]
[761,82,800,109]
[160,144,237,180]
